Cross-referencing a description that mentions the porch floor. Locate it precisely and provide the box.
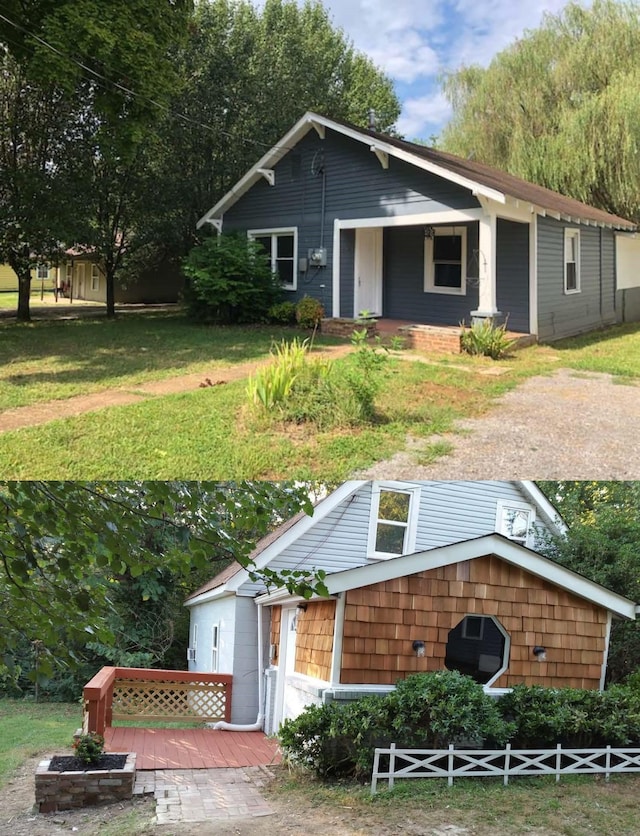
[104,726,281,770]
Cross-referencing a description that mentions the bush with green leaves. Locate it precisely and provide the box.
[182,233,283,324]
[460,318,514,359]
[73,732,105,765]
[498,684,640,747]
[296,295,325,329]
[280,672,513,780]
[268,301,297,324]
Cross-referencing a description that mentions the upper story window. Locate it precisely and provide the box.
[248,227,297,291]
[495,499,535,547]
[424,226,467,295]
[564,228,580,294]
[91,264,100,291]
[368,483,420,558]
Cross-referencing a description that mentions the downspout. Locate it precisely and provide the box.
[212,601,265,731]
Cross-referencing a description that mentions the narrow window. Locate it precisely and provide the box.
[446,615,510,685]
[424,227,467,295]
[211,623,219,672]
[91,264,100,291]
[249,228,297,290]
[368,484,419,557]
[564,228,580,293]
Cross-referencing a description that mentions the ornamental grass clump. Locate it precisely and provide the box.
[460,318,514,359]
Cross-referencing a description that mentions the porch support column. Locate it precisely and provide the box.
[471,211,501,322]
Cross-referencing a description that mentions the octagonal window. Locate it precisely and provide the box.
[445,615,510,686]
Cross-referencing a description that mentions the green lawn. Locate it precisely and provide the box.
[0,699,80,787]
[0,314,638,479]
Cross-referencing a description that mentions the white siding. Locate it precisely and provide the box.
[237,481,559,595]
[231,597,260,724]
[188,595,237,675]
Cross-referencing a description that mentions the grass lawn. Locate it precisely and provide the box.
[0,314,638,479]
[0,699,80,788]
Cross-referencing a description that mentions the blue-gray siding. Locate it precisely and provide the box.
[537,216,617,341]
[496,219,529,333]
[223,128,480,316]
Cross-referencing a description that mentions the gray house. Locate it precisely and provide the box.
[198,112,640,342]
[185,480,637,735]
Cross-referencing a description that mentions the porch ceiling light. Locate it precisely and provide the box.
[424,226,434,239]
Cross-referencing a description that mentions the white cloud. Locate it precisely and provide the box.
[396,92,452,140]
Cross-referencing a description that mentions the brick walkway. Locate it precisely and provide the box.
[134,766,276,824]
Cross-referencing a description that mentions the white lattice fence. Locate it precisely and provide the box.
[112,678,228,723]
[371,743,640,793]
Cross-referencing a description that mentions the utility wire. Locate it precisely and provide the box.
[0,7,296,154]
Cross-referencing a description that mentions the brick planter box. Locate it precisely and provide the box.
[321,317,377,338]
[402,325,463,353]
[35,753,136,813]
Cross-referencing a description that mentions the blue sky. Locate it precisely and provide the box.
[299,0,575,140]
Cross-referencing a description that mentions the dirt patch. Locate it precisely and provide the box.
[359,368,640,480]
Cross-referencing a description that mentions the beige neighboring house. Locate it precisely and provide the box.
[0,261,57,293]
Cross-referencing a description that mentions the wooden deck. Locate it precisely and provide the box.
[104,726,281,770]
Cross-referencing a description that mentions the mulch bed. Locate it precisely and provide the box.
[48,754,127,772]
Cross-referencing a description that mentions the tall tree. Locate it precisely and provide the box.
[441,0,640,222]
[0,481,324,682]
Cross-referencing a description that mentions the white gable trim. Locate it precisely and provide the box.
[226,481,366,593]
[518,481,567,535]
[325,534,636,619]
[185,586,235,608]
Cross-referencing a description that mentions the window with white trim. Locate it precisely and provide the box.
[91,264,100,291]
[36,263,49,280]
[446,615,510,686]
[424,226,467,295]
[495,499,535,546]
[368,483,420,558]
[248,227,297,290]
[564,228,580,293]
[211,623,220,673]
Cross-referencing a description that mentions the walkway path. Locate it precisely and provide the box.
[0,343,353,434]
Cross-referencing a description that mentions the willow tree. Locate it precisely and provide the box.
[441,0,640,222]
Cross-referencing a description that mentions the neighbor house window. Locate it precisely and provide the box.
[445,615,510,686]
[564,228,580,293]
[424,226,467,295]
[495,499,535,546]
[36,263,49,280]
[211,623,220,672]
[368,483,420,557]
[91,264,100,291]
[248,227,297,291]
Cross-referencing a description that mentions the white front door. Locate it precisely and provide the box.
[354,227,383,316]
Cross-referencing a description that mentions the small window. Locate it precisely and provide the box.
[91,264,100,291]
[191,623,198,662]
[424,227,467,295]
[446,615,510,685]
[496,500,535,546]
[65,264,72,282]
[211,623,219,672]
[37,263,49,280]
[368,483,419,557]
[248,228,297,291]
[564,229,580,293]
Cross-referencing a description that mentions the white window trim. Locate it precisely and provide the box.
[424,226,467,295]
[495,499,536,548]
[91,264,100,291]
[367,482,420,559]
[452,614,511,688]
[37,263,49,280]
[211,622,220,673]
[564,228,581,294]
[191,623,198,663]
[248,227,298,291]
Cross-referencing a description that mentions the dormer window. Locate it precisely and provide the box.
[496,499,535,546]
[368,483,419,558]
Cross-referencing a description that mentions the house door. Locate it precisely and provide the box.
[76,263,85,299]
[354,228,383,317]
[274,608,305,730]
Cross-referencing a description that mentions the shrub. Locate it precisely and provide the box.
[73,732,105,765]
[296,295,324,329]
[247,338,310,410]
[268,301,297,324]
[182,233,283,324]
[460,318,514,359]
[280,672,513,781]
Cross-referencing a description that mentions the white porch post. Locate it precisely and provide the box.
[471,211,501,321]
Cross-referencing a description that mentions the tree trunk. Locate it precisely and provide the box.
[8,252,32,322]
[105,268,116,318]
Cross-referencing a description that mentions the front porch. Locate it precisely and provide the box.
[83,666,280,770]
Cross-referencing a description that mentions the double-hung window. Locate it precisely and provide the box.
[495,499,535,547]
[91,264,100,291]
[564,228,580,293]
[368,483,419,558]
[424,226,467,295]
[36,263,49,280]
[249,227,297,291]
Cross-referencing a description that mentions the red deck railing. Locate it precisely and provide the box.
[82,667,233,736]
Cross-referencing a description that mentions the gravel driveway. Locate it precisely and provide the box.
[358,368,640,480]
